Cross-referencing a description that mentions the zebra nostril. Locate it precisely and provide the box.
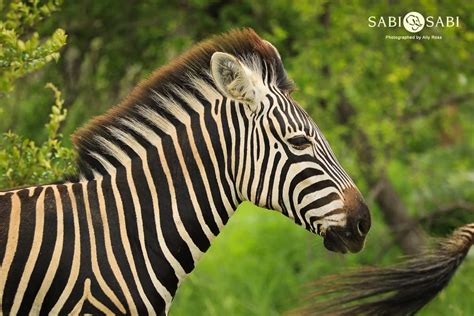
[343,188,372,238]
[357,218,370,236]
[353,201,371,237]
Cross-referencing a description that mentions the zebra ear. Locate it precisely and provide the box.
[210,52,258,110]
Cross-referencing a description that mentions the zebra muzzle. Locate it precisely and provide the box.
[322,190,371,254]
[323,225,367,254]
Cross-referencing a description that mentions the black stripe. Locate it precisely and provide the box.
[86,180,128,314]
[301,192,341,217]
[254,113,272,205]
[309,208,345,224]
[0,193,13,264]
[277,162,293,219]
[297,179,337,204]
[246,111,257,200]
[287,168,325,224]
[237,103,249,199]
[165,136,210,252]
[202,96,238,211]
[2,187,42,312]
[100,174,142,312]
[220,97,238,196]
[230,101,242,193]
[148,141,194,273]
[19,187,57,314]
[40,184,76,313]
[60,183,91,314]
[265,151,281,210]
[114,163,165,309]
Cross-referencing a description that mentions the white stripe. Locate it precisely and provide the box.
[82,181,126,313]
[0,192,22,300]
[177,87,239,206]
[95,177,138,313]
[88,155,154,314]
[50,184,82,314]
[30,186,65,312]
[299,187,340,210]
[10,187,46,314]
[112,124,216,243]
[139,107,229,229]
[159,141,204,262]
[304,199,345,225]
[120,119,188,280]
[108,127,174,305]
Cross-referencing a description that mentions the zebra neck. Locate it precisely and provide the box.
[84,90,243,291]
[83,160,238,300]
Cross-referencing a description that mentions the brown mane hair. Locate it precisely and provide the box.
[71,28,292,179]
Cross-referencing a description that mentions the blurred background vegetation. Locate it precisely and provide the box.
[1,0,473,315]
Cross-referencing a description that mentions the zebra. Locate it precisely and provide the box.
[0,28,371,315]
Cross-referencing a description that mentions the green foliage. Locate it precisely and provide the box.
[0,83,75,187]
[0,0,66,93]
[0,0,73,188]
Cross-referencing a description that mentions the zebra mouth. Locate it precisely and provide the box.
[323,230,349,254]
[323,226,364,254]
[316,223,325,237]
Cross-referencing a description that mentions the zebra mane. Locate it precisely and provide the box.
[71,28,293,180]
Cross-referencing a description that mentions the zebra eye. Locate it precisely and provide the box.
[288,135,312,150]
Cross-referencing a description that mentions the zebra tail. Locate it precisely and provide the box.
[289,223,474,316]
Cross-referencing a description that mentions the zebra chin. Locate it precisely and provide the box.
[322,226,367,254]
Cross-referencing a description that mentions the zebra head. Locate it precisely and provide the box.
[209,38,371,254]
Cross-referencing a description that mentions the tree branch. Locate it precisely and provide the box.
[418,201,474,224]
[372,175,425,255]
[401,92,474,122]
[336,93,425,255]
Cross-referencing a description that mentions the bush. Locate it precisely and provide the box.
[0,83,75,188]
[0,0,73,188]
